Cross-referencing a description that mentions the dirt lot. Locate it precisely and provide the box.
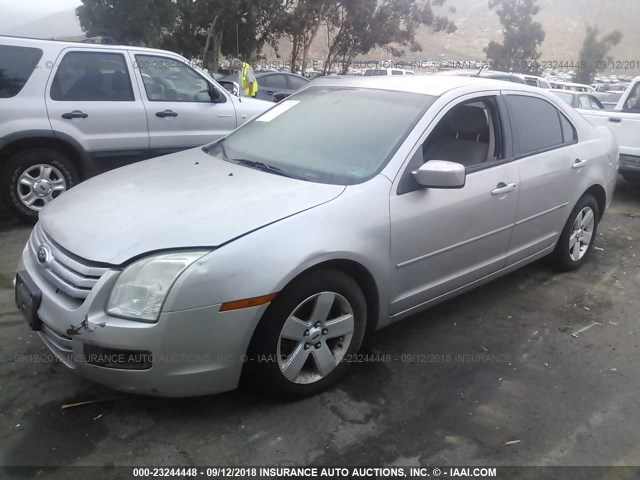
[1,178,640,478]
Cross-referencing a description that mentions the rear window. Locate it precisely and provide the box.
[0,45,43,98]
[51,51,134,101]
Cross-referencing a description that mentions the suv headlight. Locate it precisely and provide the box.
[107,251,208,322]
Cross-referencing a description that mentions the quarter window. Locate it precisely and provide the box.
[505,95,564,156]
[51,52,134,101]
[0,45,43,98]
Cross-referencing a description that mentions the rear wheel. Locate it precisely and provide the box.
[0,148,79,223]
[549,194,599,271]
[246,269,366,398]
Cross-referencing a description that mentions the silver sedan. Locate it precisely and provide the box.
[15,76,618,397]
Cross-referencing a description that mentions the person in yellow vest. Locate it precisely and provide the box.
[231,58,259,98]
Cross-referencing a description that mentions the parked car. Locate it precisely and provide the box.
[363,68,416,76]
[579,76,640,183]
[593,92,624,111]
[15,76,617,398]
[0,36,271,222]
[549,90,605,110]
[218,71,310,102]
[549,81,596,93]
[433,69,527,84]
[515,74,551,89]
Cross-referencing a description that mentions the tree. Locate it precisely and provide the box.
[575,26,622,85]
[76,0,175,47]
[283,0,338,74]
[323,0,456,75]
[77,0,287,71]
[484,0,545,75]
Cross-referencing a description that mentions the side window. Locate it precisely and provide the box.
[623,83,640,112]
[259,74,288,90]
[505,95,564,156]
[579,96,591,109]
[397,96,502,195]
[136,55,212,102]
[287,76,308,90]
[423,97,501,168]
[51,52,134,101]
[0,45,43,98]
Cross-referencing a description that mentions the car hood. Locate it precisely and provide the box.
[39,149,345,265]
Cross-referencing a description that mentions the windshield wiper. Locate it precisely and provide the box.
[232,158,307,181]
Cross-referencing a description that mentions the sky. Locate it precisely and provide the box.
[1,0,81,31]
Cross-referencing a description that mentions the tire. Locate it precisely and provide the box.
[245,269,367,399]
[0,148,79,224]
[549,194,599,271]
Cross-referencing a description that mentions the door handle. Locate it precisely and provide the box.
[61,110,88,119]
[491,182,516,196]
[572,158,587,169]
[156,110,178,118]
[609,117,622,123]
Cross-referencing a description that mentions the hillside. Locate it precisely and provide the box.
[5,9,83,39]
[268,0,640,73]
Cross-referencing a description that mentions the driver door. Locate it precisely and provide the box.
[129,52,237,154]
[389,94,520,318]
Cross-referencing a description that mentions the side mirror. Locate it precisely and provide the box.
[208,85,223,102]
[412,160,466,189]
[272,92,291,103]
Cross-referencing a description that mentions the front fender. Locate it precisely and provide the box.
[162,175,393,329]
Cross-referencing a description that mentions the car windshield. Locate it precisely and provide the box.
[206,86,435,185]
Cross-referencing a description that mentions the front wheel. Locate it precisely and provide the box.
[246,269,367,398]
[0,148,79,223]
[549,194,599,271]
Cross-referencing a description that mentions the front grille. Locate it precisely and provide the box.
[29,224,109,300]
[40,323,75,368]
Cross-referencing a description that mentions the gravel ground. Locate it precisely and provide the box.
[1,178,640,478]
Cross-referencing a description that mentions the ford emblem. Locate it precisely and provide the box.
[37,245,50,264]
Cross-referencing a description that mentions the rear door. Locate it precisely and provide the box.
[130,52,236,153]
[256,74,290,101]
[45,48,149,168]
[504,93,583,265]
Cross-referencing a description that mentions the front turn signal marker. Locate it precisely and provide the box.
[220,293,278,312]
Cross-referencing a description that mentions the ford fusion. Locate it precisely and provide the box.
[15,76,618,397]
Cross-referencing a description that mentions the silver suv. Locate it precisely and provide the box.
[0,36,271,222]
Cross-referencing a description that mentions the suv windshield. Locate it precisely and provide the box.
[207,87,435,185]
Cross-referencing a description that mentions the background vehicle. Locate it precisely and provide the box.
[594,91,624,111]
[363,68,416,76]
[15,76,617,398]
[0,36,271,222]
[516,74,551,88]
[219,71,310,102]
[579,76,640,183]
[433,69,527,84]
[550,81,596,93]
[549,90,605,110]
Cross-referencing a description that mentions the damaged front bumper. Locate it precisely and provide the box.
[16,244,266,397]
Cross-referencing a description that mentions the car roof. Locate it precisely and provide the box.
[0,34,184,57]
[310,74,544,97]
[255,72,309,80]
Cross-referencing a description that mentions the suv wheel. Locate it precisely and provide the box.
[0,148,79,223]
[246,269,367,399]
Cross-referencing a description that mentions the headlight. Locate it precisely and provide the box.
[107,251,208,322]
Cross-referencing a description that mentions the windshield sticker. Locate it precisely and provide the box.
[348,166,367,177]
[256,100,301,122]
